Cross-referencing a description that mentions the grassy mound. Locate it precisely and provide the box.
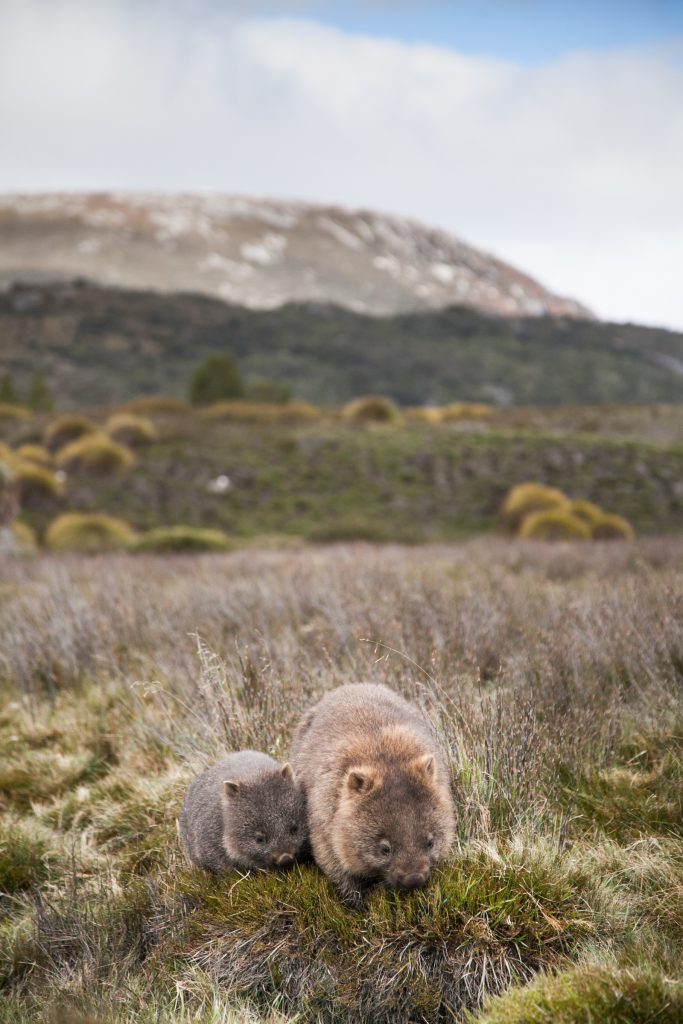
[404,406,441,424]
[15,444,53,468]
[440,402,494,422]
[501,483,569,531]
[44,414,96,453]
[591,513,636,541]
[181,848,598,1023]
[342,395,401,424]
[131,525,234,554]
[105,412,157,447]
[56,434,135,475]
[471,965,683,1024]
[519,509,591,541]
[567,499,604,526]
[15,462,65,507]
[45,512,136,553]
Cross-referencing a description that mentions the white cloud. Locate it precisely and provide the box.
[1,0,682,328]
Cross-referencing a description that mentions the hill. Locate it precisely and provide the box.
[0,191,590,318]
[1,280,682,407]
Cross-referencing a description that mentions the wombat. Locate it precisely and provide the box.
[178,750,307,874]
[291,683,455,904]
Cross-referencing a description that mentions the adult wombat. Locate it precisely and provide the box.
[291,683,454,903]
[179,750,306,874]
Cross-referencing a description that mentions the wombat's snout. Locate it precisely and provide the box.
[273,852,295,868]
[394,870,429,890]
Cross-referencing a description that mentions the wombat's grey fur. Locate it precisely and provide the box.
[178,750,306,874]
[291,683,455,904]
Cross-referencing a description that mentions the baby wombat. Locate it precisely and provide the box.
[291,683,455,903]
[178,750,306,874]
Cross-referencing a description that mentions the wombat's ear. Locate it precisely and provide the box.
[411,754,435,781]
[346,766,377,796]
[223,780,240,798]
[280,763,294,781]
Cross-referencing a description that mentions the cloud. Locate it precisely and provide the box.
[1,0,682,327]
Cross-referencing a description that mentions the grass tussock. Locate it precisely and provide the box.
[341,395,401,423]
[45,512,137,553]
[592,513,636,541]
[14,463,65,507]
[130,526,233,554]
[44,415,96,453]
[105,413,157,447]
[0,541,682,1021]
[56,434,135,475]
[519,509,591,541]
[501,483,569,531]
[15,445,53,469]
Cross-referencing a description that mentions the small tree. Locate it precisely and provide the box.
[0,373,18,405]
[189,354,244,405]
[27,371,54,412]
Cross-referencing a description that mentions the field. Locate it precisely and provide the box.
[1,539,682,1023]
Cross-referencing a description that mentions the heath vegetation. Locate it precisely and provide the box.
[0,539,681,1022]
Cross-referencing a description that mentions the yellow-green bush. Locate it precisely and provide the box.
[591,513,636,541]
[130,525,234,554]
[342,395,401,423]
[105,413,157,447]
[501,483,569,531]
[568,499,604,526]
[15,462,65,505]
[56,433,135,475]
[45,513,137,553]
[11,520,38,552]
[15,443,53,468]
[440,402,494,421]
[120,395,191,416]
[519,509,591,541]
[44,415,96,453]
[202,400,321,424]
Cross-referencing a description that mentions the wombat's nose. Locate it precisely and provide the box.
[274,852,294,868]
[398,871,428,889]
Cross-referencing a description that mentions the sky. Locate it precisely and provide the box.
[1,0,682,329]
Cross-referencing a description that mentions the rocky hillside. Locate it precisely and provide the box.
[0,192,591,318]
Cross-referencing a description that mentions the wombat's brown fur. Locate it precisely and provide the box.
[178,750,306,874]
[291,683,455,903]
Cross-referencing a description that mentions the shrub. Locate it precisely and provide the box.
[120,395,191,415]
[591,513,635,541]
[44,415,96,453]
[472,965,683,1024]
[15,443,53,468]
[568,499,604,526]
[501,483,569,531]
[11,520,38,552]
[56,433,135,475]
[342,395,401,423]
[519,509,591,541]
[105,413,157,447]
[190,354,244,405]
[15,462,65,507]
[45,513,137,553]
[202,400,320,423]
[130,526,234,554]
[440,402,494,421]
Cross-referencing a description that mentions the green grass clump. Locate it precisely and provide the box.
[519,509,591,541]
[501,483,569,531]
[56,434,135,475]
[131,525,234,554]
[105,413,157,447]
[342,395,401,424]
[15,462,65,506]
[45,513,137,553]
[0,816,57,894]
[470,965,683,1024]
[591,513,635,541]
[15,444,53,468]
[181,847,599,1022]
[44,414,96,453]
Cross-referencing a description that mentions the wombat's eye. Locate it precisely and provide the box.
[425,836,434,850]
[378,839,391,857]
[255,833,266,845]
[289,825,298,835]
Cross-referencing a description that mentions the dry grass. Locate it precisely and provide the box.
[0,539,681,1021]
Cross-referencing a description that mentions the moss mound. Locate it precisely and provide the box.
[519,509,591,541]
[44,415,96,453]
[15,444,53,468]
[45,513,137,553]
[342,395,401,423]
[181,849,597,1023]
[502,483,569,531]
[105,413,157,447]
[471,965,683,1024]
[591,513,635,541]
[131,525,233,554]
[56,434,135,475]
